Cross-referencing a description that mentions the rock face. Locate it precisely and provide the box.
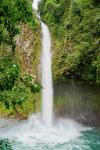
[16,23,41,79]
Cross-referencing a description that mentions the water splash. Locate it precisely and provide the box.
[0,114,86,144]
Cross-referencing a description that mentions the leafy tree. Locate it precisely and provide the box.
[40,0,100,84]
[0,57,41,111]
[0,0,35,53]
[0,57,19,91]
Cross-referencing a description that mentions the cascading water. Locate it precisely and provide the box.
[33,0,53,127]
[41,23,53,127]
[32,0,40,10]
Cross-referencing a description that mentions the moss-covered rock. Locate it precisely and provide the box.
[15,21,41,79]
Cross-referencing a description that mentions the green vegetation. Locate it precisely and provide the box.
[0,0,37,54]
[0,0,41,118]
[0,56,41,117]
[40,0,100,84]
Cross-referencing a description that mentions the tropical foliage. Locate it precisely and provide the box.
[0,57,41,110]
[0,0,36,53]
[40,0,100,84]
[0,0,41,115]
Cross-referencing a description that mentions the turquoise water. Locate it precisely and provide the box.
[1,129,100,150]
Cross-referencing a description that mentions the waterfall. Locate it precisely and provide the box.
[32,0,53,127]
[41,22,53,127]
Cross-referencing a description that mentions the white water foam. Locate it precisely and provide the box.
[0,114,87,145]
